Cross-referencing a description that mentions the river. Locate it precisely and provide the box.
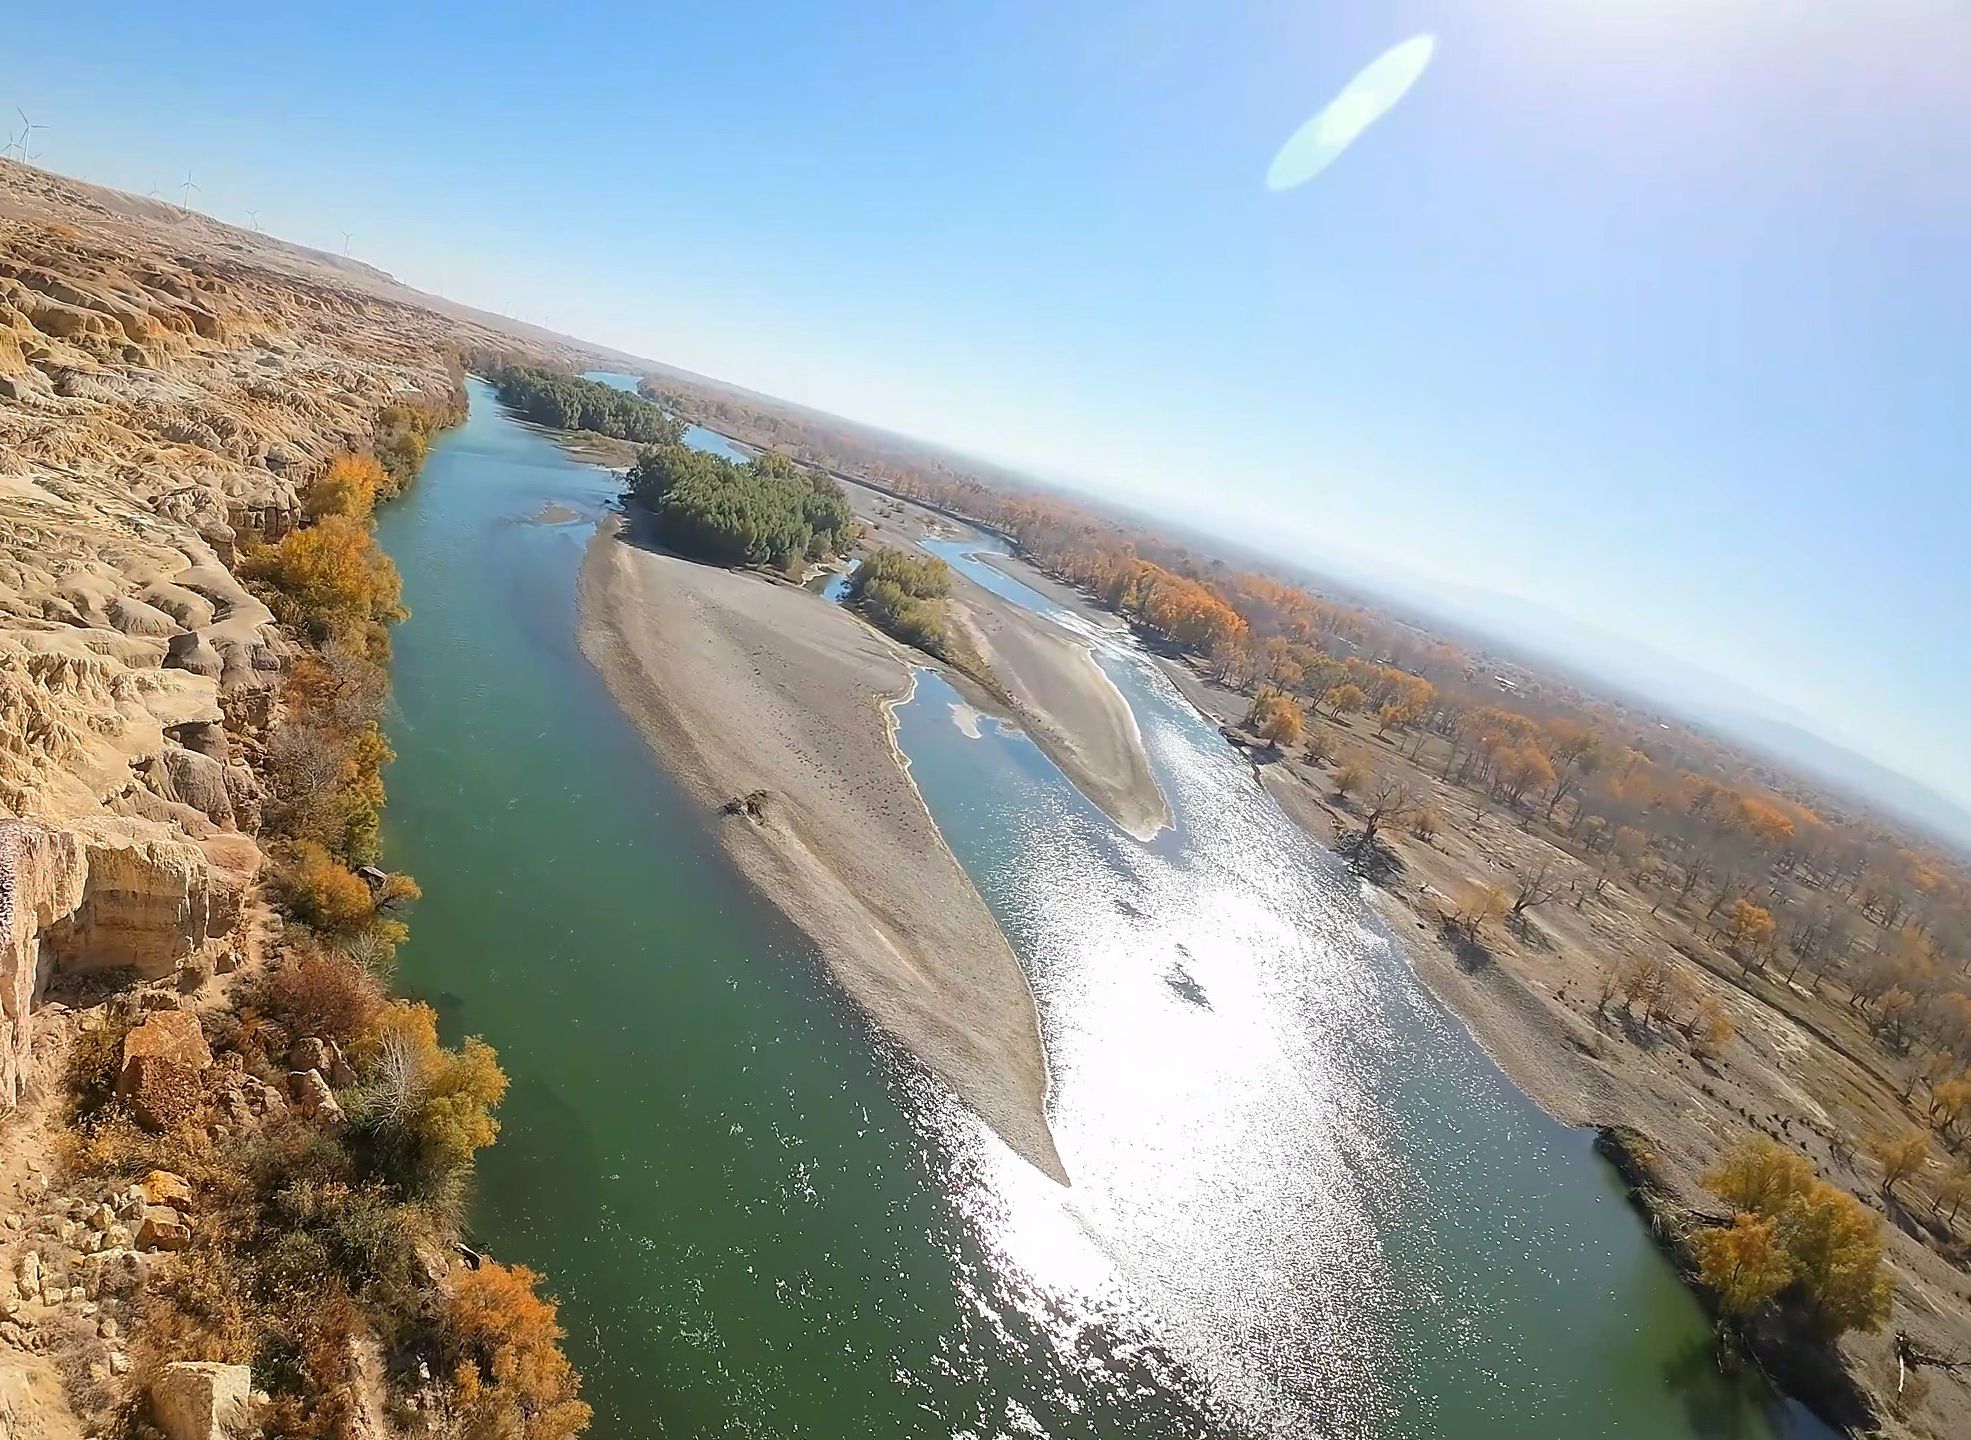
[377,380,1827,1438]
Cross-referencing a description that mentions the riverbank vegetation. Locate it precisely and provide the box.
[1697,1135,1894,1341]
[846,546,1002,699]
[626,443,854,571]
[58,386,590,1438]
[488,363,684,445]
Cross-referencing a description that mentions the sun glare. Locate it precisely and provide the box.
[1266,34,1436,191]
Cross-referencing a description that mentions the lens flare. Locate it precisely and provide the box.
[1266,34,1436,191]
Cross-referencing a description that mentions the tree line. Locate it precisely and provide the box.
[488,363,685,445]
[168,381,593,1437]
[626,443,854,571]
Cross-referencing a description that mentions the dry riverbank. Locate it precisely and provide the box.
[1168,657,1967,1438]
[577,511,1067,1183]
[971,547,1969,1437]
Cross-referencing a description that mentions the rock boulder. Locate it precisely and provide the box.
[117,1010,212,1130]
[136,1205,192,1252]
[150,1360,251,1440]
[139,1169,194,1213]
[289,1068,344,1125]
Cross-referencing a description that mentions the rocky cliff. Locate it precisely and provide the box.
[0,157,587,1106]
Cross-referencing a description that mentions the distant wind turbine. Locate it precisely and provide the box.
[146,182,164,200]
[339,228,352,256]
[14,108,48,162]
[0,129,22,161]
[245,209,261,232]
[178,170,200,210]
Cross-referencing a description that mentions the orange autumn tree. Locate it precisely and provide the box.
[1322,682,1366,719]
[1693,1213,1793,1326]
[1702,1136,1893,1340]
[1246,690,1303,751]
[443,1261,592,1440]
[370,1000,509,1176]
[245,513,404,642]
[307,452,391,520]
[1721,898,1776,961]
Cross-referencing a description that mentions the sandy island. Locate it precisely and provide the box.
[838,477,1170,840]
[947,580,1169,840]
[578,512,1068,1182]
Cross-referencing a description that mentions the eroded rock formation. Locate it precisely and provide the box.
[0,156,592,1104]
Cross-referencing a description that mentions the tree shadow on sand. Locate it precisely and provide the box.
[1336,828,1406,884]
[1436,915,1496,973]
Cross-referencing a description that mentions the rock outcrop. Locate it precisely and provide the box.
[114,1011,212,1131]
[149,1361,250,1440]
[0,818,253,1106]
[0,155,587,1103]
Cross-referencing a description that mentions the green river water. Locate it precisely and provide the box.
[376,380,1828,1439]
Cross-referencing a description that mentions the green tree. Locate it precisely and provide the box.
[627,444,854,568]
[488,364,684,445]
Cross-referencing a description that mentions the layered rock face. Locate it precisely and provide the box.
[0,157,556,1102]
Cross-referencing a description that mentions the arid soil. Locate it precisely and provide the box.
[576,512,1068,1182]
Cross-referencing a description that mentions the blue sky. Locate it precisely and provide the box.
[11,1,1970,809]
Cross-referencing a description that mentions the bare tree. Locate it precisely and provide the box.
[1358,777,1416,849]
[1510,859,1567,920]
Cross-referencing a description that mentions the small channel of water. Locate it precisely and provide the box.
[376,381,1828,1438]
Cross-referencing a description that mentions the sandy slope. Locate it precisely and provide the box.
[947,580,1169,841]
[576,513,1067,1183]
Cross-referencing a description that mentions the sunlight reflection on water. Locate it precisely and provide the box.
[885,542,1815,1440]
[887,637,1419,1435]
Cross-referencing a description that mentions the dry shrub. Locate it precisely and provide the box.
[265,724,391,866]
[254,944,384,1047]
[129,1247,258,1372]
[46,1311,117,1425]
[256,1286,367,1440]
[285,642,389,733]
[64,1011,136,1120]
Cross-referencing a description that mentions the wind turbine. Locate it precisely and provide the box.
[178,170,200,211]
[339,228,352,256]
[146,182,164,200]
[0,129,21,161]
[245,209,261,232]
[14,108,48,161]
